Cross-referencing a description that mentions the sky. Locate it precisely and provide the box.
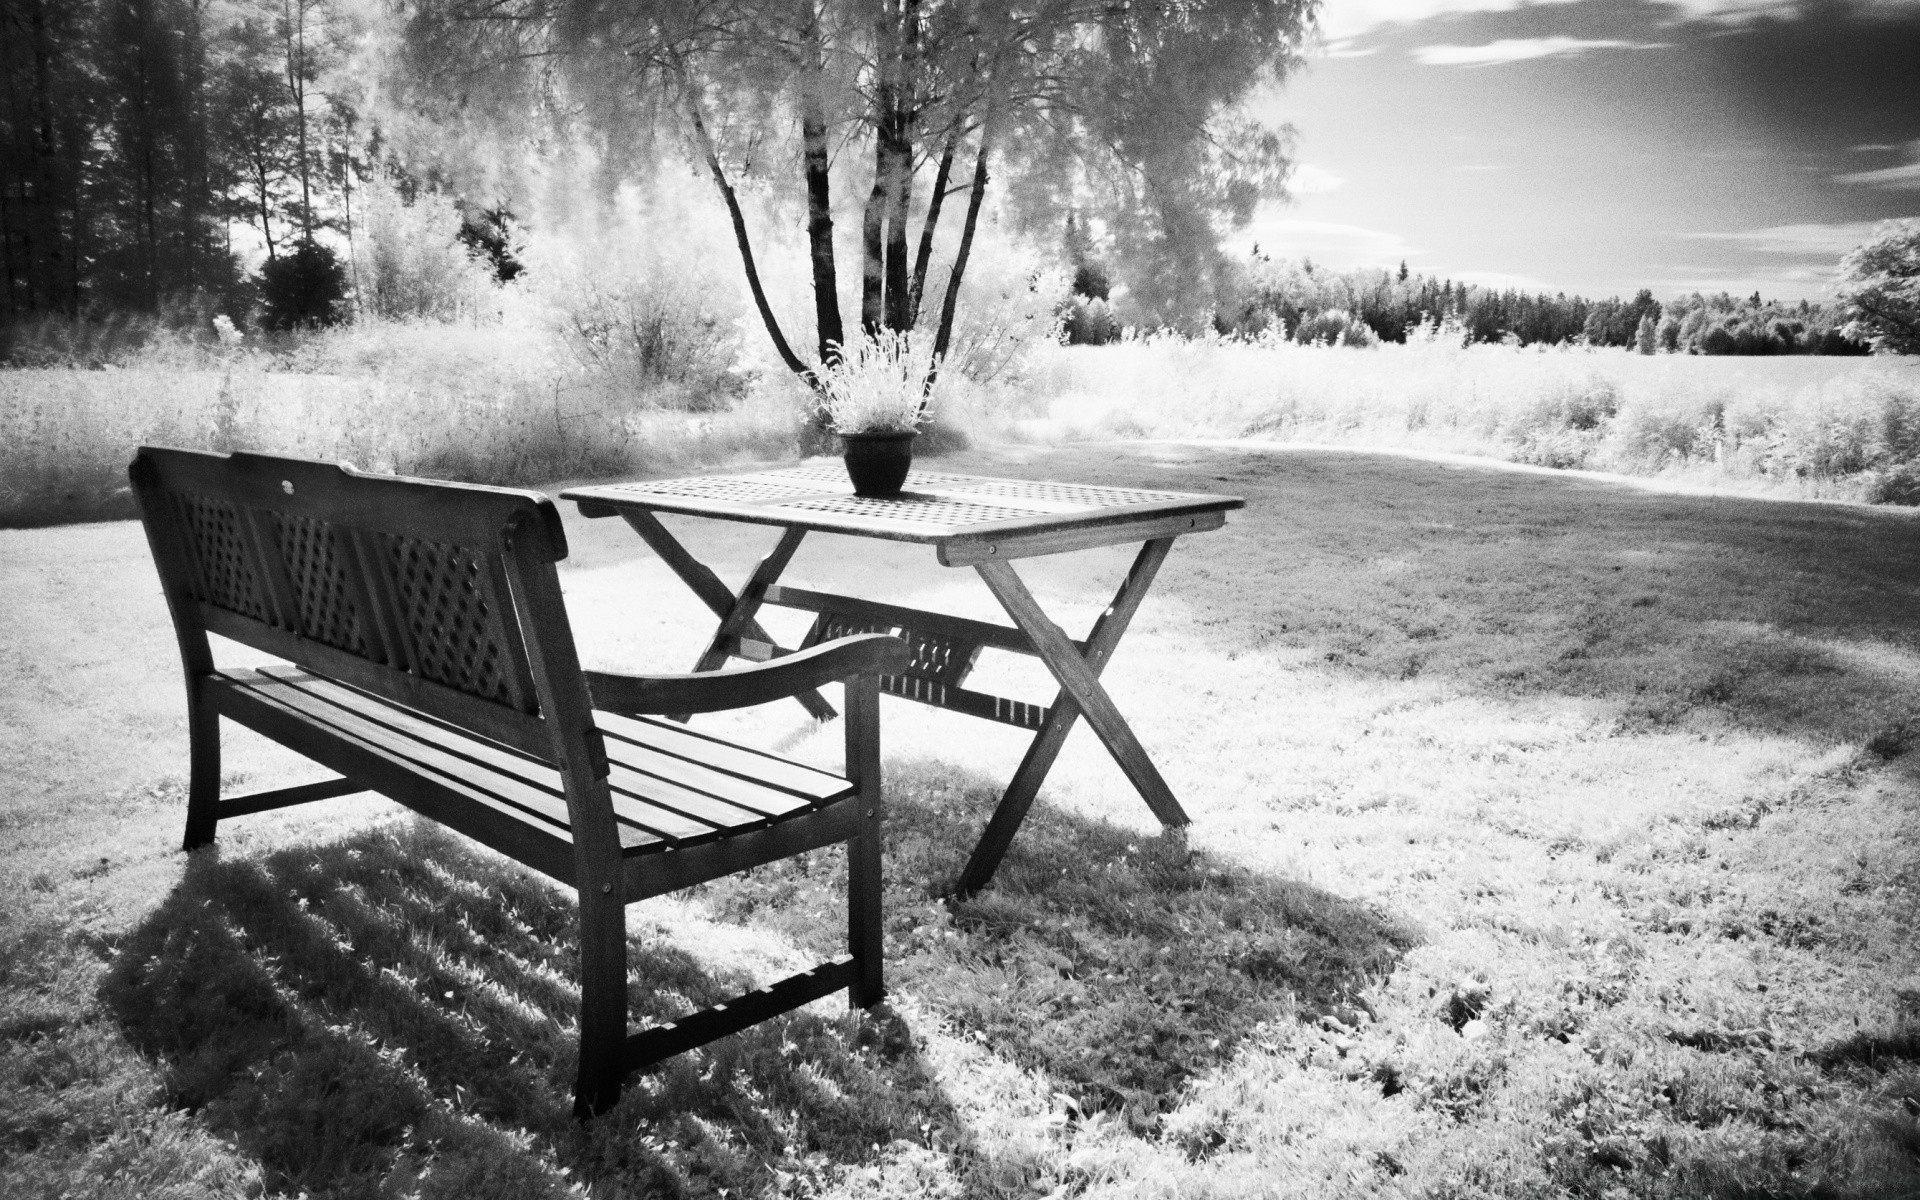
[1242,0,1920,302]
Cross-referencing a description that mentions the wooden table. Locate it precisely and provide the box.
[564,463,1244,896]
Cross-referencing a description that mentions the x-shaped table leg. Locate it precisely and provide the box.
[956,537,1187,897]
[619,511,836,722]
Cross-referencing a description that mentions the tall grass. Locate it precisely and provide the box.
[8,309,1917,527]
[0,315,806,526]
[1020,335,1920,504]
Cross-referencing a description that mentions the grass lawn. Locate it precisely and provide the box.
[4,441,1920,1199]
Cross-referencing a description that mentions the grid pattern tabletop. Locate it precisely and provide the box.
[563,464,1243,551]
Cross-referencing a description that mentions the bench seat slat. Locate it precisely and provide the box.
[212,674,592,865]
[231,667,851,853]
[596,710,850,801]
[227,671,616,840]
[261,666,836,836]
[250,668,726,847]
[253,667,763,843]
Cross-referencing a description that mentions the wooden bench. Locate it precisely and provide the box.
[129,447,908,1118]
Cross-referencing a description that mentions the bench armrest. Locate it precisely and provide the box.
[583,633,909,716]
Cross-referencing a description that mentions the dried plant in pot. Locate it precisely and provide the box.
[813,331,938,496]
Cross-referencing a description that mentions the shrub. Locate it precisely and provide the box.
[553,274,745,411]
[1866,464,1920,505]
[353,177,497,322]
[1611,395,1722,471]
[941,249,1070,386]
[258,241,348,331]
[1294,308,1377,348]
[1064,296,1121,345]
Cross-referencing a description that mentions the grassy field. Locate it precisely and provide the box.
[1021,342,1920,505]
[5,441,1920,1198]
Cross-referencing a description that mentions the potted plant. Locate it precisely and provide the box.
[813,330,938,496]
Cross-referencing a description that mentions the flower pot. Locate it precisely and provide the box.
[839,430,917,497]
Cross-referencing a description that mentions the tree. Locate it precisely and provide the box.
[1838,220,1920,355]
[397,0,1316,392]
[215,11,301,263]
[90,0,219,310]
[0,0,94,316]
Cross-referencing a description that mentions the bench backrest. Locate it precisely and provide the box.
[130,447,588,764]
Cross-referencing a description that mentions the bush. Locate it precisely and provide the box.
[1866,464,1920,505]
[1294,308,1378,348]
[353,178,498,322]
[258,241,348,331]
[1064,296,1121,345]
[554,275,745,411]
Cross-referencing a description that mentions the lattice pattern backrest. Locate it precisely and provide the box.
[273,512,368,655]
[173,492,274,625]
[377,532,531,709]
[133,448,565,728]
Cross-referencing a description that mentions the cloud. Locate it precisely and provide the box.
[1850,142,1902,152]
[1655,0,1825,21]
[1413,36,1671,66]
[1836,162,1920,188]
[1227,213,1421,269]
[1315,37,1381,58]
[1317,0,1577,41]
[1649,263,1846,297]
[1834,138,1920,189]
[1682,222,1886,255]
[1287,162,1348,194]
[1315,0,1816,40]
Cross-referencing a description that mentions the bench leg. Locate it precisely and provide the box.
[845,674,885,1009]
[573,885,630,1119]
[183,685,221,851]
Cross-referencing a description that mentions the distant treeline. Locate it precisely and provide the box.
[1065,253,1871,355]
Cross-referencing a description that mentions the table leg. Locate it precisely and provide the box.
[957,538,1184,897]
[619,511,835,722]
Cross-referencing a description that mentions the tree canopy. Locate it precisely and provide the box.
[395,0,1319,389]
[1839,219,1920,355]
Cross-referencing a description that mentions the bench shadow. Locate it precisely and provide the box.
[99,759,1415,1197]
[98,820,948,1198]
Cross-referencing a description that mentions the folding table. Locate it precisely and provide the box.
[563,463,1243,896]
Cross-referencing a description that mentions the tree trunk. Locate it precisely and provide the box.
[255,155,277,261]
[679,67,816,390]
[880,0,917,334]
[859,135,887,337]
[907,134,956,327]
[286,0,312,242]
[927,135,990,399]
[799,13,842,363]
[180,0,206,295]
[880,129,912,333]
[134,0,159,311]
